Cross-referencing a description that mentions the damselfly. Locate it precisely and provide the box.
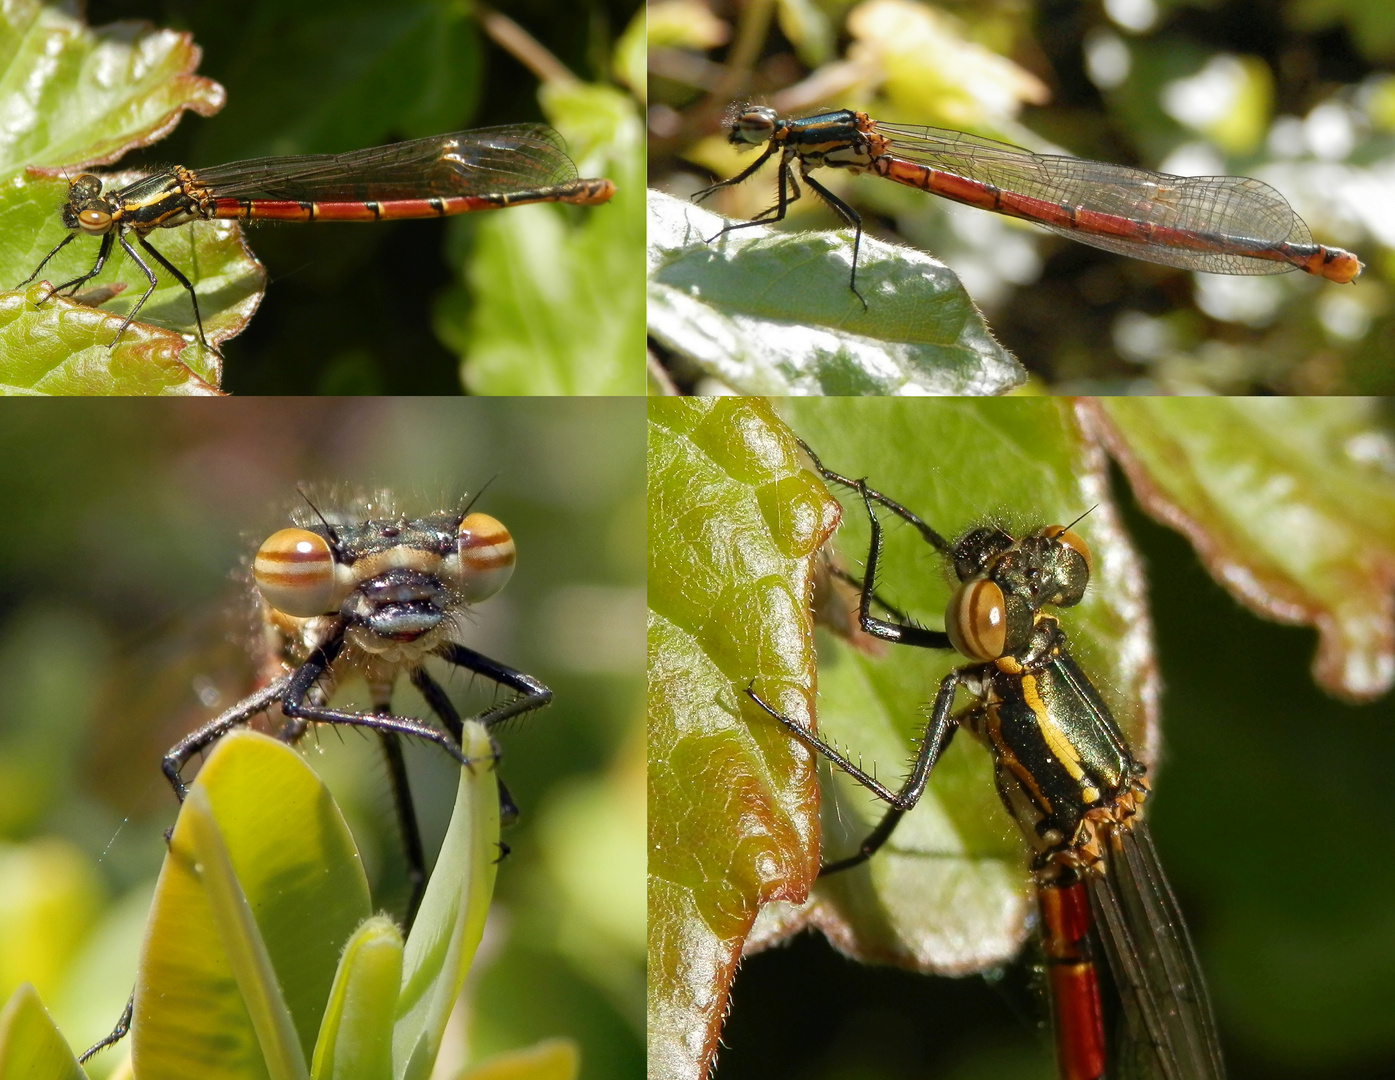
[79,487,551,1063]
[696,105,1359,304]
[747,438,1224,1080]
[20,125,615,350]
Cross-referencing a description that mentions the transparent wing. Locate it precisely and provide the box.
[195,125,578,201]
[1087,821,1227,1080]
[873,121,1309,275]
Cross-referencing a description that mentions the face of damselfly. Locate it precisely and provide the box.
[250,490,515,688]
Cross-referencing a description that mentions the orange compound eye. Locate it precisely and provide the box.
[946,579,1007,662]
[76,208,112,234]
[1042,525,1091,572]
[457,513,515,602]
[252,528,337,617]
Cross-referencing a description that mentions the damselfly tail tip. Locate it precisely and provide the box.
[1313,245,1362,283]
[566,178,615,205]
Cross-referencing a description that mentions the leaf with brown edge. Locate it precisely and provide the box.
[647,397,840,1080]
[1086,397,1395,702]
[0,285,222,395]
[0,0,225,173]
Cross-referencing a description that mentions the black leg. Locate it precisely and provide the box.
[411,666,463,744]
[413,665,522,827]
[279,641,483,771]
[138,233,213,352]
[746,666,964,874]
[699,152,804,246]
[77,990,133,1063]
[435,642,553,729]
[825,562,914,626]
[15,231,77,288]
[109,232,159,348]
[162,678,289,801]
[801,170,869,308]
[692,140,780,204]
[377,730,427,928]
[795,436,952,557]
[41,232,113,300]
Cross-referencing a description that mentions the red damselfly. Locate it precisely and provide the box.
[747,437,1225,1080]
[696,105,1359,304]
[19,125,615,350]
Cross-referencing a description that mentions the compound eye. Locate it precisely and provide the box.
[253,528,337,617]
[946,579,1007,662]
[733,106,777,145]
[457,513,515,602]
[1042,525,1091,572]
[76,208,111,234]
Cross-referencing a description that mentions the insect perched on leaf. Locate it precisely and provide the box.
[80,487,551,1063]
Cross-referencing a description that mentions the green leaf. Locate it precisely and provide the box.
[180,784,310,1080]
[0,983,84,1080]
[133,731,372,1080]
[310,917,402,1080]
[0,0,224,172]
[646,190,1024,394]
[646,398,841,1080]
[1090,397,1395,701]
[441,85,645,396]
[0,1,264,393]
[393,720,501,1080]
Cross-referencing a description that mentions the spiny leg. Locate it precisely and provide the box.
[77,992,133,1064]
[746,665,965,874]
[162,678,289,801]
[377,730,427,928]
[137,234,213,353]
[800,170,868,308]
[16,231,78,289]
[40,231,114,302]
[109,232,159,347]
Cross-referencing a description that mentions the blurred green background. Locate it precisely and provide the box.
[0,399,645,1079]
[67,0,645,394]
[706,402,1395,1080]
[649,0,1394,393]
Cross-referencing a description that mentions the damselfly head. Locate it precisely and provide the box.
[727,105,778,148]
[944,524,1092,663]
[59,174,115,234]
[252,492,514,662]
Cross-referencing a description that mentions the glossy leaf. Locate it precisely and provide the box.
[0,0,223,172]
[0,983,84,1080]
[393,720,500,1080]
[0,2,264,393]
[646,191,1024,394]
[1089,397,1395,701]
[133,731,372,1080]
[0,283,223,395]
[647,398,841,1080]
[180,784,310,1080]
